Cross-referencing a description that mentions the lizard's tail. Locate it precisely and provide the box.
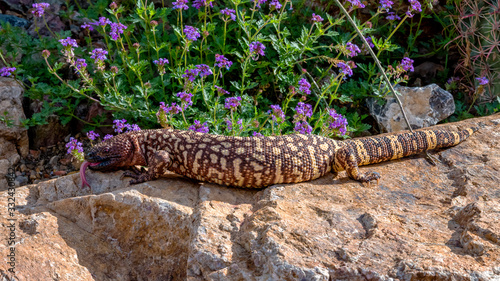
[346,127,478,166]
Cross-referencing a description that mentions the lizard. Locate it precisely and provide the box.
[81,127,477,188]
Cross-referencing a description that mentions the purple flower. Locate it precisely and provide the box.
[294,121,313,134]
[400,57,414,72]
[81,23,94,31]
[31,3,50,18]
[225,96,242,111]
[215,85,230,95]
[294,102,312,122]
[196,64,212,77]
[312,13,323,22]
[173,0,189,10]
[365,36,374,48]
[75,58,87,74]
[252,131,263,137]
[59,37,78,48]
[177,92,193,109]
[65,137,84,154]
[386,12,401,20]
[103,134,113,140]
[126,124,141,132]
[406,0,422,17]
[378,0,393,11]
[215,54,233,69]
[109,22,127,41]
[476,77,489,86]
[90,48,108,61]
[192,0,213,9]
[268,104,285,123]
[154,58,169,75]
[270,0,282,10]
[346,42,361,57]
[182,68,200,81]
[327,109,348,136]
[94,17,112,27]
[225,119,243,131]
[113,119,128,133]
[184,25,201,41]
[0,67,16,77]
[347,0,365,9]
[160,102,182,115]
[189,120,210,133]
[253,0,267,8]
[338,62,354,76]
[249,41,265,60]
[220,8,236,21]
[298,78,311,95]
[86,131,100,141]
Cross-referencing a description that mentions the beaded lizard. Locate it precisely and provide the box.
[82,127,477,188]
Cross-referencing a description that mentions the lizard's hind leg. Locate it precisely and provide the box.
[335,147,380,183]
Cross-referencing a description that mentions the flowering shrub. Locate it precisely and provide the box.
[5,0,494,144]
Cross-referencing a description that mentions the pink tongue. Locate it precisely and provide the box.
[80,161,98,189]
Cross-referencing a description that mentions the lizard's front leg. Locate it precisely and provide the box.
[123,150,172,184]
[335,147,380,183]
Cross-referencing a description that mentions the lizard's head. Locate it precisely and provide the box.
[85,134,133,171]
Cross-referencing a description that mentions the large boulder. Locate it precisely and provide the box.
[0,77,28,190]
[368,84,456,132]
[0,114,499,280]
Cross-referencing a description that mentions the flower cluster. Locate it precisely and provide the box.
[94,17,112,27]
[59,37,78,61]
[196,64,212,77]
[177,92,193,109]
[104,134,113,140]
[293,95,314,134]
[188,120,209,133]
[270,0,282,10]
[153,58,169,75]
[113,119,141,133]
[347,0,365,9]
[192,0,213,9]
[326,109,348,136]
[215,85,229,95]
[183,68,199,82]
[173,0,189,10]
[386,12,401,20]
[312,13,323,23]
[65,137,84,161]
[298,78,311,95]
[0,67,16,77]
[378,0,393,12]
[31,2,50,18]
[75,59,87,75]
[249,41,265,60]
[184,25,201,41]
[399,57,414,72]
[338,62,354,77]
[476,77,489,86]
[253,0,267,9]
[220,8,236,21]
[225,96,242,111]
[345,42,361,57]
[86,131,100,141]
[157,102,182,127]
[406,0,422,17]
[90,48,108,71]
[110,22,127,41]
[81,23,94,31]
[268,105,285,123]
[215,54,233,70]
[252,131,263,137]
[226,119,243,131]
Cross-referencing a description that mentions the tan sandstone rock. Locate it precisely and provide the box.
[1,114,499,280]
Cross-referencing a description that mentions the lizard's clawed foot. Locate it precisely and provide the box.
[360,171,380,185]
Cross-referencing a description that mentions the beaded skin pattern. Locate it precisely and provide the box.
[85,128,477,188]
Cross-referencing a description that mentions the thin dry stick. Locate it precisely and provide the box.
[333,0,438,164]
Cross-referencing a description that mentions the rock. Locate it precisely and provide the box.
[0,114,499,280]
[29,115,70,149]
[0,14,30,28]
[14,175,28,186]
[368,83,456,132]
[0,77,28,190]
[48,155,60,166]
